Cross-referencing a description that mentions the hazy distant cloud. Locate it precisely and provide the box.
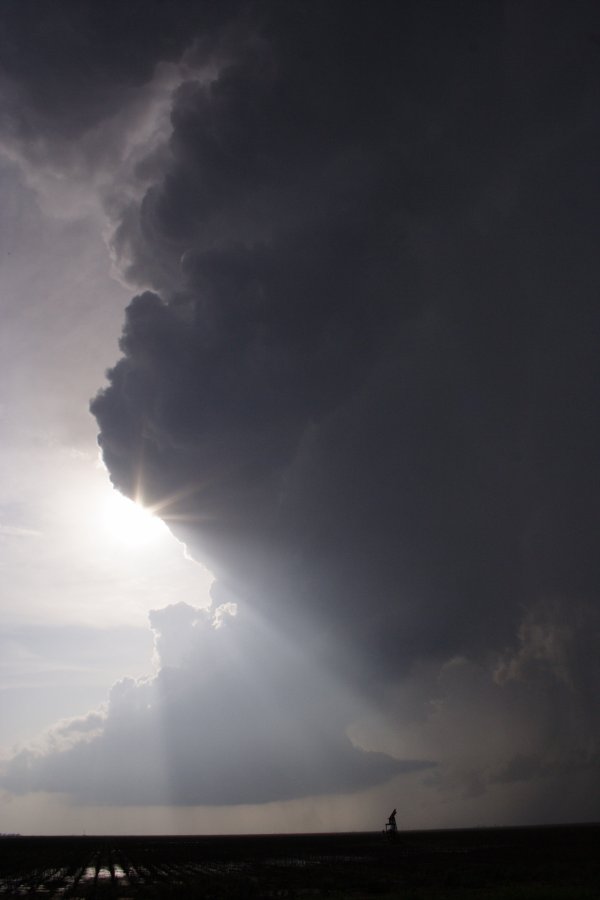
[2,603,426,805]
[0,524,41,538]
[349,597,600,820]
[4,600,596,817]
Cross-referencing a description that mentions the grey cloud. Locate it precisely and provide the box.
[55,713,105,737]
[0,1,234,148]
[491,750,600,790]
[379,599,600,813]
[351,601,600,824]
[1,603,428,805]
[491,754,544,787]
[4,0,600,820]
[93,0,600,681]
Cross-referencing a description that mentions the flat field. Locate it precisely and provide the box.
[0,823,598,898]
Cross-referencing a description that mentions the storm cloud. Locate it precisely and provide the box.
[3,602,424,805]
[92,1,600,670]
[2,1,599,820]
[0,0,234,157]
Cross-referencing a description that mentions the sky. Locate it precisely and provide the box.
[0,0,599,835]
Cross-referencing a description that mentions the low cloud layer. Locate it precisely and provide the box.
[1,1,599,821]
[3,597,597,821]
[3,603,424,805]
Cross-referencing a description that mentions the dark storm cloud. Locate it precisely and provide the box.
[0,0,235,151]
[2,603,428,805]
[3,0,599,817]
[92,1,600,680]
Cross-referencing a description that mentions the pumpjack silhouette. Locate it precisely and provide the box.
[384,808,398,839]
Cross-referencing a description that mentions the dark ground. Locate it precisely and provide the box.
[0,823,598,898]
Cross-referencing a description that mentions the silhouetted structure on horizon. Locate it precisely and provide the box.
[384,808,398,839]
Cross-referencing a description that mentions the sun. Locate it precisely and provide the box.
[101,489,170,547]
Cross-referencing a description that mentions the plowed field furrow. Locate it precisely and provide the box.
[0,825,597,898]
